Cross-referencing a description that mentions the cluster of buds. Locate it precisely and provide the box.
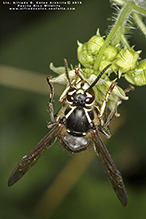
[77,29,146,86]
[50,30,146,115]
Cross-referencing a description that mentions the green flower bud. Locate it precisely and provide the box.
[125,60,146,86]
[114,47,141,73]
[77,41,94,68]
[87,35,104,55]
[103,45,119,61]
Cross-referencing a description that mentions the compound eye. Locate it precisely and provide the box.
[66,87,76,102]
[85,89,95,105]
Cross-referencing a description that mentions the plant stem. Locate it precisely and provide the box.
[132,12,146,37]
[94,1,134,70]
[132,3,146,15]
[94,0,146,70]
[121,34,129,47]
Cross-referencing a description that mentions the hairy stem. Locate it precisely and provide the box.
[94,1,134,70]
[132,12,146,37]
[94,0,146,70]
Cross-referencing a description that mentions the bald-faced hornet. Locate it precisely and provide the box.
[8,59,127,206]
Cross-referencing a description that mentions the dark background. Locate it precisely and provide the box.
[0,1,146,218]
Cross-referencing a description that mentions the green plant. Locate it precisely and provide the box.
[50,0,146,115]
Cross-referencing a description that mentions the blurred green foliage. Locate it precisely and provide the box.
[1,1,146,219]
